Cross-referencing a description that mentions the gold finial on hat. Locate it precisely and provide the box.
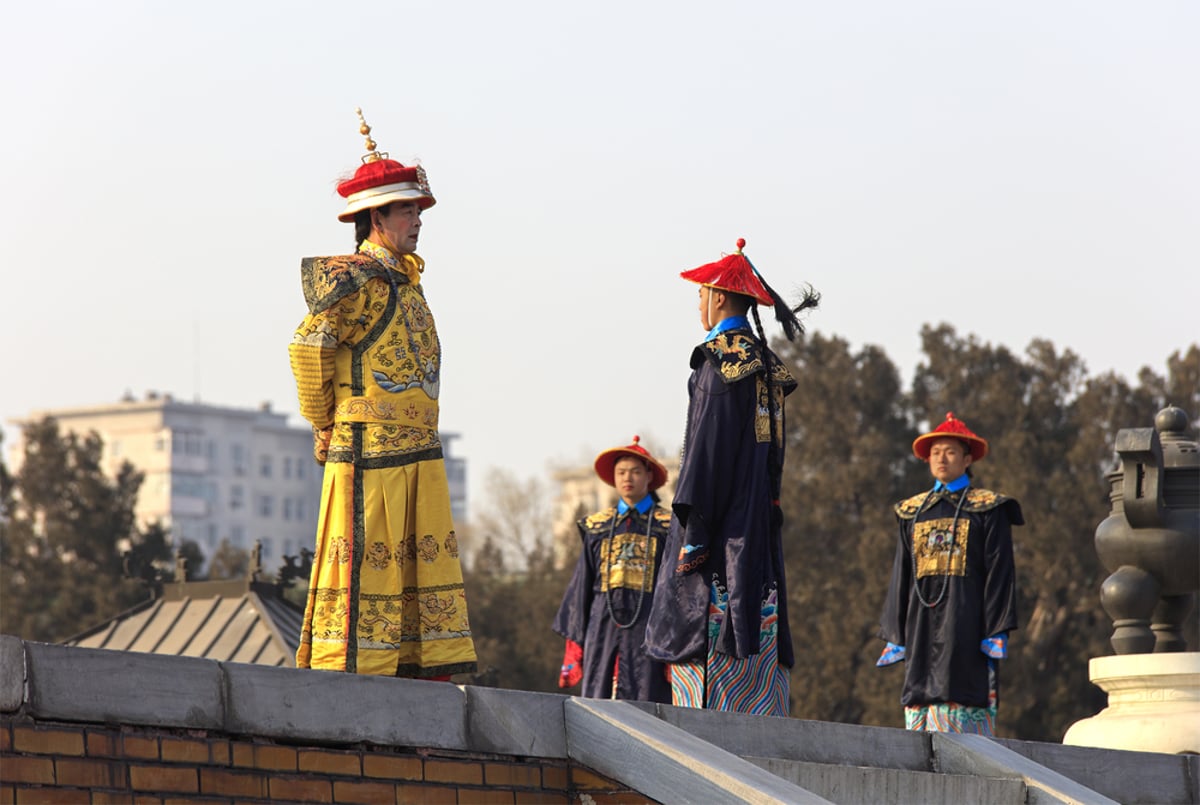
[355,107,386,163]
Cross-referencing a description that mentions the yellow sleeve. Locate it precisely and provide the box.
[287,281,384,429]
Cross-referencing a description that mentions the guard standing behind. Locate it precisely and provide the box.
[877,412,1020,734]
[554,436,672,702]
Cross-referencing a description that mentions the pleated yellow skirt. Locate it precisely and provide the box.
[296,457,477,677]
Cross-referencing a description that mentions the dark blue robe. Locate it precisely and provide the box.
[879,487,1021,708]
[643,328,796,668]
[553,504,672,702]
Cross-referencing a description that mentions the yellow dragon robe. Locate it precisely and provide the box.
[289,241,476,677]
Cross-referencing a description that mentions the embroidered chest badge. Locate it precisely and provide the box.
[600,532,658,592]
[913,517,970,578]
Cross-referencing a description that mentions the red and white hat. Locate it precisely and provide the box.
[679,238,773,306]
[335,108,435,222]
[912,412,989,462]
[593,435,669,491]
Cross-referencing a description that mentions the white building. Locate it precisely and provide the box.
[8,393,468,572]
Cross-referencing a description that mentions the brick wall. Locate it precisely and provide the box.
[0,717,659,804]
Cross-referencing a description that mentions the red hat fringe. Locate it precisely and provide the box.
[593,435,669,491]
[681,239,819,342]
[912,412,989,461]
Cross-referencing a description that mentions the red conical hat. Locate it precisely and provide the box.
[912,412,989,461]
[680,238,773,306]
[593,435,669,491]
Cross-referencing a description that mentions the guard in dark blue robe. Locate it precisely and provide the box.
[877,412,1021,734]
[643,238,818,714]
[552,436,672,702]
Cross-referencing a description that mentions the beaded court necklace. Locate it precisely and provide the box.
[603,507,655,629]
[910,485,969,609]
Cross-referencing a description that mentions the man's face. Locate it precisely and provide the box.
[613,456,652,506]
[927,438,973,484]
[374,201,422,254]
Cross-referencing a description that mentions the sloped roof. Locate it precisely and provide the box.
[64,578,303,667]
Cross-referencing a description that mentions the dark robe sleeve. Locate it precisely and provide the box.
[981,500,1021,639]
[645,356,773,664]
[643,361,747,664]
[878,517,912,647]
[552,522,595,646]
[670,361,757,573]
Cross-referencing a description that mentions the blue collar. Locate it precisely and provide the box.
[705,315,750,342]
[934,474,970,492]
[617,495,655,515]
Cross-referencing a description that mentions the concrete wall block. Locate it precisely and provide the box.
[464,686,568,759]
[566,698,832,804]
[998,738,1200,805]
[25,642,223,729]
[223,663,466,749]
[748,757,1027,804]
[656,705,932,772]
[0,636,25,712]
[934,733,1118,805]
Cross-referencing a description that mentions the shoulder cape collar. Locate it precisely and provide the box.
[299,253,410,315]
[692,329,797,391]
[580,505,670,533]
[894,487,1015,519]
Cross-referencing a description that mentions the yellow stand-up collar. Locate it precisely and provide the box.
[359,239,424,286]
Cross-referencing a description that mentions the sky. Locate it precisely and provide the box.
[2,1,1197,518]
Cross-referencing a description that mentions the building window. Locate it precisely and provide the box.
[283,456,293,479]
[231,525,245,546]
[297,460,305,480]
[230,485,244,510]
[258,495,273,517]
[260,455,272,478]
[283,498,293,520]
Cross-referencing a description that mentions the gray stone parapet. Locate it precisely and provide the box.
[3,636,1195,804]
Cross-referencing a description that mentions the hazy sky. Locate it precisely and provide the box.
[3,1,1197,514]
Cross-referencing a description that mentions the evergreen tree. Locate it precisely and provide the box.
[774,332,925,725]
[0,417,170,642]
[767,325,1198,741]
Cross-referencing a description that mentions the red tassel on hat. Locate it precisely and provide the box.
[679,238,774,306]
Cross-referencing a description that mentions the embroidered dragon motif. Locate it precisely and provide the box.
[895,487,1013,519]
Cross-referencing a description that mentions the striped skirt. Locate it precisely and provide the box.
[668,582,789,716]
[904,660,999,734]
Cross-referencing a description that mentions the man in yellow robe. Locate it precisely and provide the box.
[288,110,477,678]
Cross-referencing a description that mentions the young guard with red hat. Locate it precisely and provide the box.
[643,239,818,715]
[877,413,1021,734]
[553,436,673,702]
[288,110,476,679]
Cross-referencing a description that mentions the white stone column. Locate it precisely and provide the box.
[1063,652,1200,755]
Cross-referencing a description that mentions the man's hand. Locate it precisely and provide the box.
[313,426,332,465]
